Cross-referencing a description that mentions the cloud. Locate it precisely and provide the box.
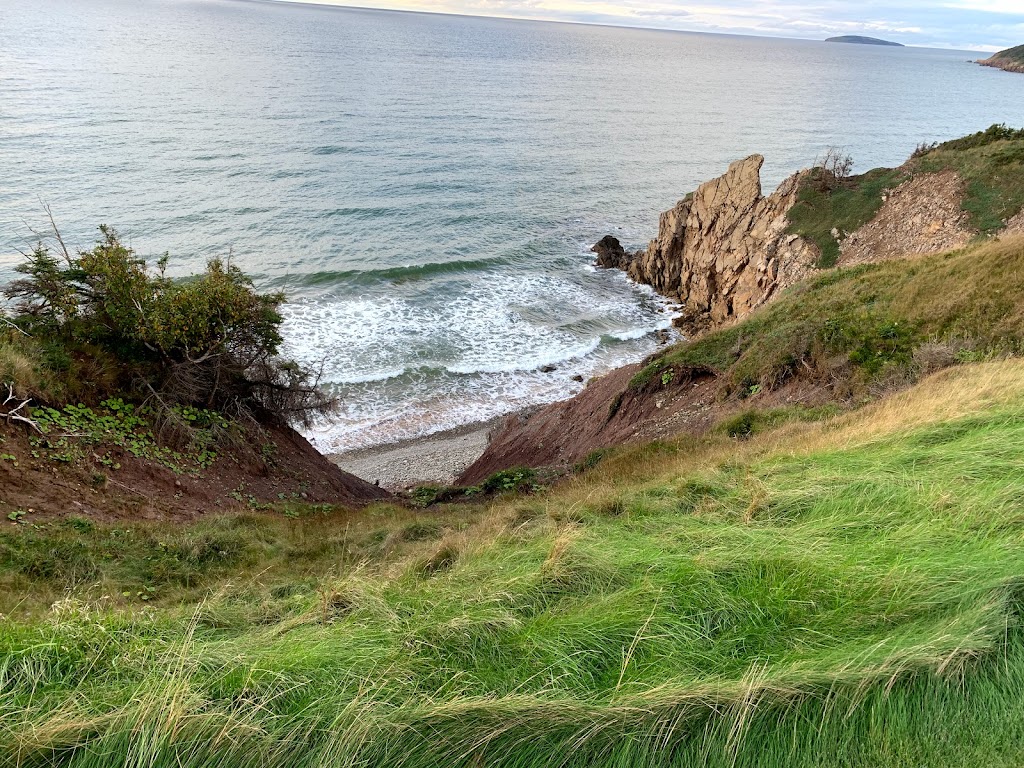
[269,0,1024,49]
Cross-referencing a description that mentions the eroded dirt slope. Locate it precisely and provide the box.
[0,422,389,524]
[458,364,826,485]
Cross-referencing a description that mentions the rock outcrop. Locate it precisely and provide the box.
[591,235,633,270]
[611,155,818,336]
[1005,209,1024,235]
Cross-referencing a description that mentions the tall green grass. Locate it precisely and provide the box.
[3,362,1024,766]
[634,236,1024,398]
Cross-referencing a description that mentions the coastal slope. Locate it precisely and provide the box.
[6,127,1024,768]
[7,358,1024,766]
[463,126,1024,482]
[978,44,1024,74]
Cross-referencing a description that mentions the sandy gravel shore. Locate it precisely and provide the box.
[328,417,506,491]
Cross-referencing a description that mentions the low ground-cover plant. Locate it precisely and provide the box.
[28,399,220,472]
[481,466,541,494]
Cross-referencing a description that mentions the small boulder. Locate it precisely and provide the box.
[592,235,632,269]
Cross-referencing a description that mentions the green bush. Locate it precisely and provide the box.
[3,226,334,427]
[481,467,539,494]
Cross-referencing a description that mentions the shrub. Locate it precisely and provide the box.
[3,226,335,429]
[813,147,854,192]
[481,467,539,494]
[933,123,1024,153]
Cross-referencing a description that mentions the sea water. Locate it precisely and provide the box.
[2,0,1023,450]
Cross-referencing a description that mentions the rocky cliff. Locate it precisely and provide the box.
[978,46,1024,75]
[604,155,819,336]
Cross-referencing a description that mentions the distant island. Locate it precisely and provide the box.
[978,44,1024,74]
[826,35,904,47]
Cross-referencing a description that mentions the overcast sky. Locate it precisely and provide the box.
[270,0,1023,51]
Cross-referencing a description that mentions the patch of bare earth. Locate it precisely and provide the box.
[457,363,830,485]
[0,423,389,524]
[838,170,973,267]
[1004,209,1024,235]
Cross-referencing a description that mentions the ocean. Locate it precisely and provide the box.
[2,0,1023,451]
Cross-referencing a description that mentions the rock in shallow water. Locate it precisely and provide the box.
[591,235,634,270]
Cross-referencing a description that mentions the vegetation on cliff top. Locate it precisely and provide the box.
[0,227,341,487]
[984,44,1024,66]
[913,124,1024,232]
[3,226,333,428]
[786,124,1024,265]
[786,166,906,267]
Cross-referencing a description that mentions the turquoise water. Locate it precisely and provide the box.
[2,0,1023,450]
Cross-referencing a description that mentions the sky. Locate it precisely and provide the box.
[268,0,1024,51]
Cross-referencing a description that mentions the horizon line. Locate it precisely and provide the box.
[236,0,993,53]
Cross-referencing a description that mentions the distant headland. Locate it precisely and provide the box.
[978,45,1024,75]
[826,35,904,47]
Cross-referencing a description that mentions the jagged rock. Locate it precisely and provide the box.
[623,155,818,336]
[591,235,634,270]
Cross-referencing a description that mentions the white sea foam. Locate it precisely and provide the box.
[282,263,680,451]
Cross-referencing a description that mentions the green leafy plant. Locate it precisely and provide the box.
[4,226,336,428]
[481,467,541,495]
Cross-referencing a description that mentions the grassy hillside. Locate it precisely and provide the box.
[631,235,1024,401]
[913,125,1024,232]
[4,358,1024,766]
[787,124,1024,264]
[4,147,1024,765]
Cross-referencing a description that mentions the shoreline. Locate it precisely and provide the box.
[328,415,514,491]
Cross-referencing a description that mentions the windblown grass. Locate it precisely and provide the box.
[637,235,1024,397]
[3,360,1024,766]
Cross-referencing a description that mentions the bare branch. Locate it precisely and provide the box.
[0,383,42,433]
[0,316,30,337]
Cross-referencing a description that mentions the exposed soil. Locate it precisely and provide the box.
[457,361,831,485]
[0,422,390,525]
[838,171,973,267]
